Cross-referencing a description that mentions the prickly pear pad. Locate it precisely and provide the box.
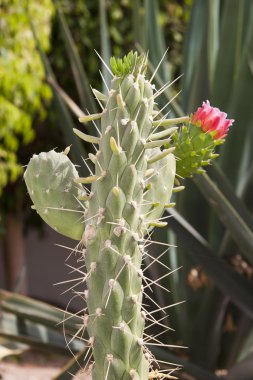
[24,150,87,240]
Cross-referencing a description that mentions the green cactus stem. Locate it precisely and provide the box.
[77,53,177,380]
[25,51,224,380]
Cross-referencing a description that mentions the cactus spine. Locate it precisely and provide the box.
[26,51,225,379]
[79,54,176,380]
[25,53,178,379]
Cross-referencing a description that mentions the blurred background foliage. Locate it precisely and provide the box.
[0,0,190,208]
[0,0,54,196]
[49,0,190,116]
[1,1,253,379]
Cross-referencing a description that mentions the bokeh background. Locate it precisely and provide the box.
[1,1,253,379]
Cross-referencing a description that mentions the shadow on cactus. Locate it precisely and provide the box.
[24,51,233,380]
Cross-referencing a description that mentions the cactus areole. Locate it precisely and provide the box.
[24,52,232,379]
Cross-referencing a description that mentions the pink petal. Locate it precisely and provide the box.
[192,101,234,140]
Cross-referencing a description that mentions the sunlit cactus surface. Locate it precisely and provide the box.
[25,51,230,380]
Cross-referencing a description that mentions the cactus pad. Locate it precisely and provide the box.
[24,150,87,240]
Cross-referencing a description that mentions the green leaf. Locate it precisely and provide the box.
[207,0,220,92]
[152,346,223,380]
[241,159,253,212]
[52,348,89,380]
[0,290,80,336]
[55,2,97,113]
[220,23,253,190]
[29,19,89,176]
[144,0,169,83]
[190,288,228,368]
[193,173,253,265]
[99,0,112,92]
[213,0,246,108]
[166,208,253,319]
[181,0,208,111]
[0,331,68,354]
[133,0,142,45]
[208,164,253,232]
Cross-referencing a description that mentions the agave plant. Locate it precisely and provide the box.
[0,289,83,365]
[141,1,253,378]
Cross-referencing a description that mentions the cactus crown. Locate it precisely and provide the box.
[110,50,147,78]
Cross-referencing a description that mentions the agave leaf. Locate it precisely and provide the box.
[207,0,220,91]
[179,0,253,254]
[220,24,253,190]
[213,0,247,108]
[242,160,253,212]
[0,290,80,336]
[29,19,89,176]
[144,0,169,83]
[221,47,253,191]
[208,165,253,232]
[55,2,97,114]
[0,308,70,353]
[152,346,223,380]
[99,0,112,92]
[52,347,89,380]
[133,0,143,45]
[191,289,229,369]
[181,0,208,111]
[0,331,68,354]
[209,163,253,258]
[201,22,253,256]
[193,173,253,265]
[167,208,253,319]
[182,0,219,107]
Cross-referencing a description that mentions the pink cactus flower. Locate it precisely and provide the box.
[192,100,234,139]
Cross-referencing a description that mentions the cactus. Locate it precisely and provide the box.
[24,51,230,380]
[172,123,221,178]
[24,149,87,240]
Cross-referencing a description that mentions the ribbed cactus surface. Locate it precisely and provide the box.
[81,64,175,380]
[24,51,226,380]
